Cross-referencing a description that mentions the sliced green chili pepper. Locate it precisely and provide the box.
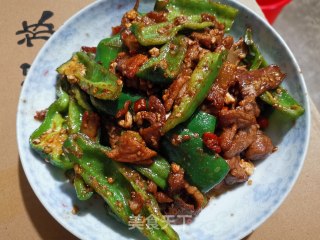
[244,28,304,119]
[68,93,101,201]
[133,155,171,190]
[117,164,179,240]
[131,13,213,46]
[57,52,123,100]
[155,0,238,32]
[56,76,71,97]
[137,0,237,46]
[90,91,143,116]
[187,110,217,135]
[70,85,93,111]
[95,34,123,69]
[136,35,188,84]
[244,28,268,70]
[260,87,305,118]
[67,97,83,134]
[162,111,229,192]
[63,133,133,223]
[29,86,73,170]
[63,133,178,240]
[162,51,224,133]
[74,173,94,200]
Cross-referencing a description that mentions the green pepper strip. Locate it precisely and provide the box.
[95,34,123,69]
[70,85,93,111]
[260,87,305,118]
[155,0,238,32]
[133,155,171,190]
[65,82,99,200]
[74,173,94,201]
[131,15,213,46]
[244,28,268,70]
[117,164,179,240]
[63,133,178,240]
[67,90,98,200]
[244,28,304,119]
[162,51,224,133]
[63,133,133,223]
[29,84,73,170]
[136,35,188,83]
[67,97,83,134]
[57,52,123,100]
[162,111,229,192]
[90,91,142,116]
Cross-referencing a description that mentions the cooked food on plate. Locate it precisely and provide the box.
[29,0,304,239]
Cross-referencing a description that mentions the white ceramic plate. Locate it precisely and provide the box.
[17,0,310,239]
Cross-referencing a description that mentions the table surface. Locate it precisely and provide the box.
[1,1,319,239]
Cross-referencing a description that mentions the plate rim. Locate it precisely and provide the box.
[16,0,311,239]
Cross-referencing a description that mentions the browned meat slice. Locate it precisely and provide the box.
[105,122,122,149]
[155,192,173,203]
[237,65,286,98]
[165,198,195,224]
[207,61,237,110]
[219,124,237,152]
[184,182,206,209]
[129,192,144,215]
[226,38,247,65]
[190,32,214,49]
[146,180,157,194]
[135,96,166,149]
[225,156,254,185]
[223,124,258,159]
[164,40,209,110]
[148,95,166,121]
[139,11,167,26]
[245,130,274,161]
[185,41,202,63]
[80,111,100,140]
[106,131,157,163]
[219,108,256,129]
[135,111,162,147]
[162,70,191,112]
[221,36,234,50]
[190,28,225,51]
[121,29,141,54]
[34,109,47,121]
[145,11,167,23]
[167,163,185,196]
[238,97,261,117]
[201,13,225,31]
[116,53,148,79]
[208,28,224,48]
[161,163,206,222]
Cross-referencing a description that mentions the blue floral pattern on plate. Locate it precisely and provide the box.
[17,0,310,239]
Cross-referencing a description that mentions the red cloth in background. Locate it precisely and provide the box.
[256,0,291,24]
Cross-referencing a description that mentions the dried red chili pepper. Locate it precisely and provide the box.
[202,132,221,153]
[81,46,97,54]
